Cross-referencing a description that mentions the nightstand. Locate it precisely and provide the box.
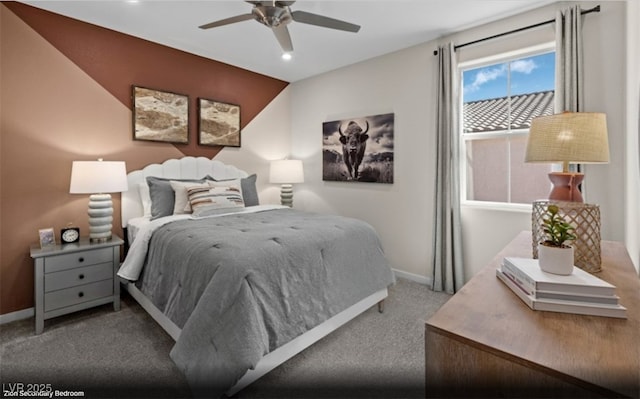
[30,236,123,334]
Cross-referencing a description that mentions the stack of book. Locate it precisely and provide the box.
[497,257,627,319]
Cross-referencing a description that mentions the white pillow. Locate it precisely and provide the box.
[138,183,152,217]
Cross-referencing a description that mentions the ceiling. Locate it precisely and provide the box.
[22,0,555,82]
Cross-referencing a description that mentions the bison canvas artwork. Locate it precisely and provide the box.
[323,113,394,183]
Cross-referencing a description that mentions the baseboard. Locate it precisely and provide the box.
[393,268,432,287]
[0,307,34,325]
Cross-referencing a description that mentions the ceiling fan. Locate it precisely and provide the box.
[198,1,360,53]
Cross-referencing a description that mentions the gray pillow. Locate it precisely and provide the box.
[241,174,259,207]
[210,174,259,207]
[147,176,210,220]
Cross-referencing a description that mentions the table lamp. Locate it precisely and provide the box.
[525,112,609,202]
[70,159,128,242]
[269,159,304,207]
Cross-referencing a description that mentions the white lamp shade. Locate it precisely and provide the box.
[525,112,610,164]
[270,159,304,184]
[69,160,128,194]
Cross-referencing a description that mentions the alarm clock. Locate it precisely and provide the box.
[60,226,80,244]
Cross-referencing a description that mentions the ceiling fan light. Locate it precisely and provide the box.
[253,5,291,28]
[281,52,293,61]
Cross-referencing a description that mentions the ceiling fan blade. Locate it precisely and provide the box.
[291,10,360,33]
[199,13,254,30]
[272,25,293,52]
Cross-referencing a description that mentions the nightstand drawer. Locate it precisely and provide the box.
[44,247,113,273]
[44,279,113,312]
[45,262,113,292]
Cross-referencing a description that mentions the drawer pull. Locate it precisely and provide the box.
[78,292,84,298]
[78,274,85,280]
[78,257,85,263]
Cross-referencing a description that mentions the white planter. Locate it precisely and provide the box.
[538,244,574,275]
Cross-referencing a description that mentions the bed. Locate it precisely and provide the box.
[117,157,395,397]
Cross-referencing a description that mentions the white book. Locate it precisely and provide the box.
[500,266,620,305]
[497,268,627,319]
[502,257,616,297]
[535,290,620,305]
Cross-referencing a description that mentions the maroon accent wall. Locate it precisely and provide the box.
[5,2,288,158]
[1,2,288,315]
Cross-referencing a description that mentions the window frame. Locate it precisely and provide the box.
[459,42,556,210]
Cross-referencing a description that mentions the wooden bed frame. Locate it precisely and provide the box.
[120,157,388,395]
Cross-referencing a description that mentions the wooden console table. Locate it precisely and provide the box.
[425,231,639,398]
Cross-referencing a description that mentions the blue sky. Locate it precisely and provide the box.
[463,52,555,102]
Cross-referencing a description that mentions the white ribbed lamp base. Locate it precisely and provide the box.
[88,193,113,243]
[280,184,294,208]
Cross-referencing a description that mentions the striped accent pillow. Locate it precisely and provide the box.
[170,181,210,214]
[186,182,244,212]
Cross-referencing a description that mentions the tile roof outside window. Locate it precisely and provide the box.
[463,90,554,133]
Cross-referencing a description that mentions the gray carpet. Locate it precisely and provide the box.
[0,278,451,399]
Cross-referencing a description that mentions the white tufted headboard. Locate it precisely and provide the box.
[121,157,248,227]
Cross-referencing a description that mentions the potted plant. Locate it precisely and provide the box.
[538,204,577,275]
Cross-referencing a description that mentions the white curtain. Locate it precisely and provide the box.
[555,5,584,113]
[432,43,464,294]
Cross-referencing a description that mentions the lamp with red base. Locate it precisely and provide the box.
[525,112,609,203]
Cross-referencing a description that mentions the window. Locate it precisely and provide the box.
[461,47,555,206]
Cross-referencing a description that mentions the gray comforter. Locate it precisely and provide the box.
[135,208,395,397]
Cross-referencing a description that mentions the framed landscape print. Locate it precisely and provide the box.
[132,86,189,144]
[322,113,394,183]
[198,98,241,147]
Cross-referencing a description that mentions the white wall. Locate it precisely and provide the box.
[580,1,626,243]
[288,1,631,283]
[625,0,640,273]
[290,44,436,284]
[216,88,292,206]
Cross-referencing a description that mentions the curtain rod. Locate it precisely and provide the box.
[433,5,600,56]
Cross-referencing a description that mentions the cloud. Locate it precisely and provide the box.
[511,59,537,74]
[465,65,506,94]
[464,59,538,95]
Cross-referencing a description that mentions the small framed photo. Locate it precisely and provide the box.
[132,86,189,144]
[38,228,56,248]
[198,98,241,147]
